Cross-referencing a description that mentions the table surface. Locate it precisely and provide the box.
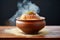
[0,26,60,38]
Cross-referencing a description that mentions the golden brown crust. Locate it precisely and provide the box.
[19,11,40,20]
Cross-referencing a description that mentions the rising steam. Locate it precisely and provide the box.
[9,0,40,25]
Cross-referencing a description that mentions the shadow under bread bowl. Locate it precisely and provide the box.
[16,17,46,34]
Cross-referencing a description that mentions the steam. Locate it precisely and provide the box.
[9,0,40,25]
[17,0,40,13]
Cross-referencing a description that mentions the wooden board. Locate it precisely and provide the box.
[0,26,60,38]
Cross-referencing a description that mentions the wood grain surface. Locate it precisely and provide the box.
[0,26,60,38]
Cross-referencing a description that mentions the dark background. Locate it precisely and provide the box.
[0,0,60,25]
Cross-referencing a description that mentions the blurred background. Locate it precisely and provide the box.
[0,0,60,26]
